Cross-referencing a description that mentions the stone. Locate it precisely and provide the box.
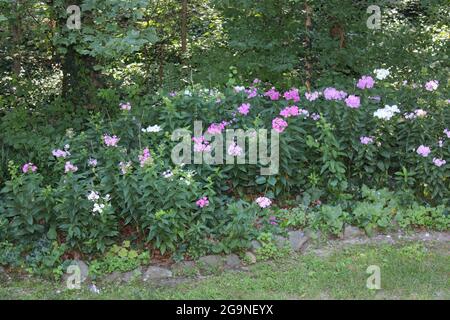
[288,231,309,252]
[122,267,142,283]
[343,226,366,239]
[198,255,224,268]
[250,240,262,252]
[62,259,89,283]
[171,261,198,276]
[244,251,257,264]
[225,254,241,269]
[274,235,288,248]
[103,271,122,283]
[142,266,172,281]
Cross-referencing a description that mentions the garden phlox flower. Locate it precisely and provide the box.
[283,88,300,102]
[162,170,173,178]
[310,113,320,121]
[119,161,132,175]
[238,103,251,115]
[443,129,450,139]
[280,106,299,118]
[64,161,78,173]
[92,203,105,214]
[345,95,361,109]
[88,158,98,167]
[373,105,400,120]
[52,149,69,158]
[103,134,120,147]
[227,142,243,157]
[234,86,245,93]
[256,196,272,208]
[323,87,347,100]
[432,158,446,167]
[373,68,390,80]
[193,136,212,153]
[142,125,162,133]
[139,148,152,167]
[305,91,320,101]
[264,87,280,101]
[196,196,209,208]
[245,87,258,99]
[424,80,439,91]
[357,75,375,89]
[207,122,227,135]
[120,102,131,111]
[22,162,37,173]
[272,117,288,133]
[87,191,100,202]
[416,145,431,157]
[360,136,374,145]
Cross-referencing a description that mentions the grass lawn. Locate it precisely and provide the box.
[0,242,448,300]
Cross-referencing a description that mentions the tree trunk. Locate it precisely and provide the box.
[181,0,188,59]
[10,0,23,77]
[304,1,312,91]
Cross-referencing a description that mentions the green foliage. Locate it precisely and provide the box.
[255,232,290,261]
[89,241,150,276]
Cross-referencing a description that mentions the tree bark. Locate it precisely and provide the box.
[304,1,312,91]
[181,0,188,59]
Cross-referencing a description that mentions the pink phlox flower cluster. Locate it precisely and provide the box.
[52,149,69,158]
[272,117,288,133]
[245,87,258,99]
[227,142,243,156]
[310,113,320,121]
[138,148,152,167]
[443,129,450,139]
[207,122,227,135]
[64,161,78,173]
[196,196,209,208]
[424,80,439,91]
[283,88,300,102]
[88,158,98,167]
[345,95,361,108]
[256,196,272,208]
[305,91,320,101]
[238,103,251,115]
[416,145,431,157]
[264,87,280,100]
[433,158,446,167]
[280,105,299,118]
[357,76,375,89]
[120,102,131,111]
[22,162,37,173]
[103,134,120,147]
[193,136,212,153]
[360,136,374,145]
[323,87,347,100]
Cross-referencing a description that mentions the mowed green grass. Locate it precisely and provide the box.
[1,242,448,300]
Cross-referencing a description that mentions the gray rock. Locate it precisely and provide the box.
[225,254,241,269]
[288,231,309,252]
[198,255,224,268]
[142,266,172,281]
[171,261,198,276]
[103,271,122,283]
[244,252,257,264]
[122,267,142,283]
[251,240,261,252]
[62,259,89,283]
[274,235,288,248]
[343,226,366,239]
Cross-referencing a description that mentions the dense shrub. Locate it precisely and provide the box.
[0,70,448,265]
